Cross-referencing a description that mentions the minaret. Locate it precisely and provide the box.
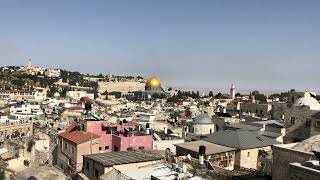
[230,84,236,99]
[28,59,32,68]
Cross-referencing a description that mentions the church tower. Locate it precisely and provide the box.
[230,84,236,99]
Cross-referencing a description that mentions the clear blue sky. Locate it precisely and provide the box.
[0,0,319,92]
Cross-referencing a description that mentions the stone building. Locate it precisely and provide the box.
[82,150,163,180]
[203,130,279,170]
[175,140,236,170]
[240,102,272,118]
[98,81,145,94]
[66,91,94,101]
[153,130,184,155]
[0,89,46,101]
[272,135,320,180]
[272,93,320,143]
[0,117,32,144]
[57,124,100,173]
[307,112,320,137]
[289,161,320,180]
[189,114,217,135]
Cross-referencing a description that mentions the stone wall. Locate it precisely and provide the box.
[273,105,318,143]
[238,148,259,170]
[192,124,216,135]
[240,103,272,118]
[98,81,145,94]
[272,145,316,180]
[289,163,320,180]
[153,139,184,154]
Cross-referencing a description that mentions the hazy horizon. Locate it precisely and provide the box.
[1,0,320,92]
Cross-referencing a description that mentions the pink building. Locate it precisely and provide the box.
[57,124,100,173]
[80,119,153,152]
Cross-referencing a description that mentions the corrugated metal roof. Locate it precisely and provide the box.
[84,150,164,167]
[203,130,279,150]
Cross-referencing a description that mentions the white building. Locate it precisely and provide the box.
[66,91,94,101]
[140,112,156,122]
[10,104,32,114]
[0,89,47,101]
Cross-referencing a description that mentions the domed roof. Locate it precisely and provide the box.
[293,97,320,111]
[193,114,214,124]
[146,76,161,88]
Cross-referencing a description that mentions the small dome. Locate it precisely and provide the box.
[146,76,161,88]
[293,97,320,111]
[193,114,214,124]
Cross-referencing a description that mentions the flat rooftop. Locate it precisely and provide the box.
[175,140,235,155]
[84,150,164,167]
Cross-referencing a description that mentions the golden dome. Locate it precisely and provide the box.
[146,76,161,88]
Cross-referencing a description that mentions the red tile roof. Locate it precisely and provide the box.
[68,106,83,111]
[80,96,92,103]
[59,130,100,145]
[65,123,77,133]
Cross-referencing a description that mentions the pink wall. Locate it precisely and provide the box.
[117,135,153,151]
[84,121,153,152]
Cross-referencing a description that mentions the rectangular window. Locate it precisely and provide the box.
[64,142,68,150]
[290,117,296,125]
[139,146,144,150]
[86,162,89,170]
[99,147,102,151]
[247,152,250,157]
[71,146,75,154]
[127,147,133,151]
[105,146,109,150]
[114,146,119,152]
[306,119,311,127]
[95,169,99,178]
[316,120,320,128]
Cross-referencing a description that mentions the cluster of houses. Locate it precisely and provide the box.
[0,73,319,180]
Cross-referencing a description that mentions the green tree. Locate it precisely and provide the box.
[170,111,181,120]
[208,91,214,97]
[215,92,223,99]
[252,90,267,103]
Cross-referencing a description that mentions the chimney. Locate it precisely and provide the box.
[146,123,151,135]
[199,145,206,165]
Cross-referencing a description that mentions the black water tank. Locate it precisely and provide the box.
[199,145,206,155]
[85,103,92,111]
